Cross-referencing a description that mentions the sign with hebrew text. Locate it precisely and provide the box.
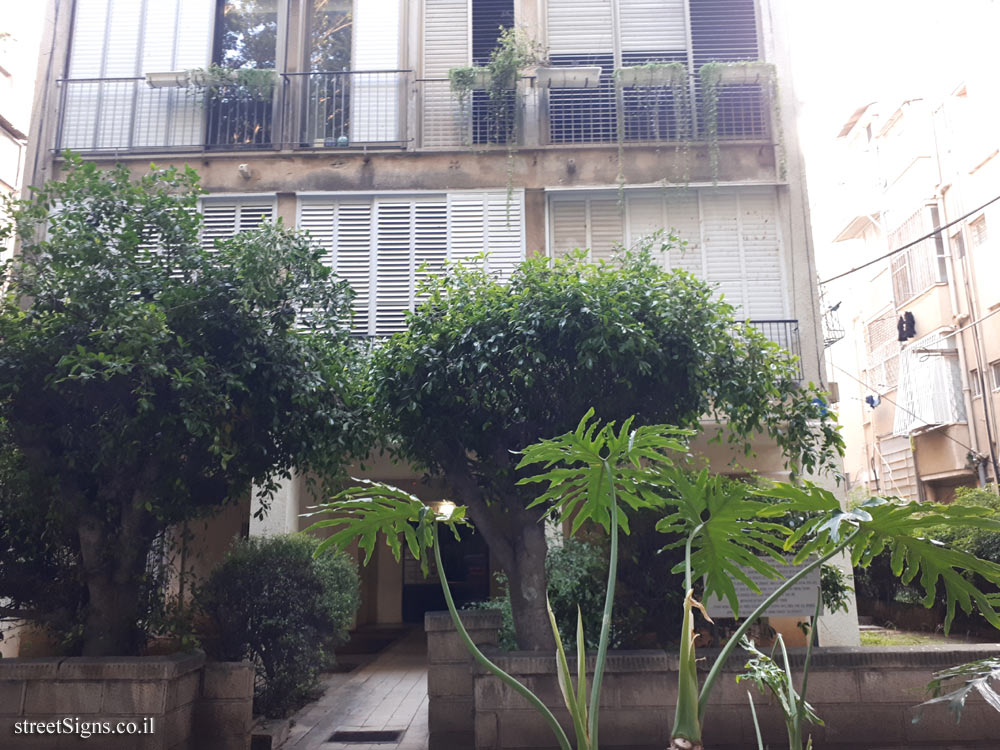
[704,560,821,619]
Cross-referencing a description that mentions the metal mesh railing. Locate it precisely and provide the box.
[56,72,410,153]
[749,319,803,379]
[287,70,408,148]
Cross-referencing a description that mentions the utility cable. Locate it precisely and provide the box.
[820,192,1000,285]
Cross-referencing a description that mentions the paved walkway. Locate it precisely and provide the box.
[286,629,429,750]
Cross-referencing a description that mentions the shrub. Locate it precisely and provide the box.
[196,534,361,718]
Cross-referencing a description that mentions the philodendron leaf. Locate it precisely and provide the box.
[518,408,692,535]
[916,657,1000,724]
[302,479,466,576]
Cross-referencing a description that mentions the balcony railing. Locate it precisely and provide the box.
[748,319,803,380]
[55,71,411,154]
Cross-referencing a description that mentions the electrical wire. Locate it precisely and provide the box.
[937,306,1000,341]
[829,362,982,459]
[820,192,1000,285]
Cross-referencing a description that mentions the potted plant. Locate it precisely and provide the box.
[535,65,604,89]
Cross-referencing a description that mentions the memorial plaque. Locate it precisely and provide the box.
[704,560,821,618]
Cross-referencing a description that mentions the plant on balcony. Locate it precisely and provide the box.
[698,61,784,182]
[184,64,278,101]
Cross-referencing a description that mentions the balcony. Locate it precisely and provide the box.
[748,319,803,380]
[55,71,411,154]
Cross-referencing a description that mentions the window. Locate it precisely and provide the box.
[298,191,524,336]
[991,361,1000,391]
[865,314,900,390]
[888,206,944,305]
[200,196,276,249]
[548,187,786,319]
[971,368,982,397]
[544,0,762,144]
[970,215,989,248]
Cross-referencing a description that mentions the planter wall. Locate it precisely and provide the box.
[0,652,253,750]
[426,611,1000,750]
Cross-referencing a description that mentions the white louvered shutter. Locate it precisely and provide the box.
[588,200,625,262]
[354,0,401,142]
[63,0,111,150]
[336,203,376,336]
[664,193,703,275]
[297,199,337,268]
[374,201,414,336]
[547,0,615,56]
[484,192,524,280]
[619,0,687,53]
[423,0,469,148]
[739,190,785,318]
[447,193,487,264]
[700,192,745,313]
[550,199,588,255]
[200,199,275,250]
[626,194,665,264]
[414,200,449,303]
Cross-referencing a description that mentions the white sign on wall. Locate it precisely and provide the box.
[705,561,821,619]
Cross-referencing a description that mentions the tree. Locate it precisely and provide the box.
[370,243,843,649]
[0,157,364,656]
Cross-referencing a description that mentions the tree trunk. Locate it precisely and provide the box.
[77,503,156,656]
[506,519,555,651]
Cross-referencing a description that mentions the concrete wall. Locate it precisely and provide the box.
[0,653,253,750]
[426,613,1000,750]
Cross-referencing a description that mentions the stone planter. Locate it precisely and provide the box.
[616,66,687,88]
[145,71,187,88]
[535,66,603,89]
[0,652,253,750]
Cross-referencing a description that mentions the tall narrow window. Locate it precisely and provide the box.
[470,0,515,144]
[308,0,352,72]
[214,0,279,69]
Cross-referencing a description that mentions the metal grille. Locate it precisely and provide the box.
[888,207,939,305]
[56,72,411,153]
[865,314,901,389]
[289,71,408,147]
[748,319,803,379]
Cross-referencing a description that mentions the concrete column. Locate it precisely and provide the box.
[249,473,302,537]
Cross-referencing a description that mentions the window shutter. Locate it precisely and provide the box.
[335,202,376,336]
[297,198,337,268]
[550,199,589,255]
[374,201,415,336]
[664,193,703,275]
[739,191,785,318]
[626,194,665,263]
[422,0,470,148]
[483,191,524,279]
[200,198,275,250]
[67,0,110,78]
[447,192,487,264]
[414,200,449,303]
[700,192,746,313]
[354,0,401,142]
[547,0,615,56]
[588,199,625,262]
[619,0,687,53]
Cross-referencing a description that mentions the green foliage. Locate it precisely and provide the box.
[771,487,1000,633]
[820,563,853,615]
[0,156,363,654]
[928,486,1000,563]
[918,657,1000,723]
[196,534,360,718]
[185,64,278,99]
[374,242,842,495]
[738,635,823,750]
[473,539,610,652]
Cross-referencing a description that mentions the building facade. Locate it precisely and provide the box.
[25,0,851,640]
[828,81,1000,503]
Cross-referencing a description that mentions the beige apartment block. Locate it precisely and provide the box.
[827,79,1000,504]
[22,0,855,643]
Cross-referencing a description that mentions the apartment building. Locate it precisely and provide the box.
[25,0,846,636]
[828,81,1000,503]
[0,32,28,263]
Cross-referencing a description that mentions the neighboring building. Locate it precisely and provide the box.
[827,80,1000,503]
[0,32,28,262]
[24,0,852,641]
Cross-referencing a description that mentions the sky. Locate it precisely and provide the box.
[783,0,998,272]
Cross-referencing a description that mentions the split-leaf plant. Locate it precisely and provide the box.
[305,411,691,750]
[662,479,1000,750]
[305,414,1000,750]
